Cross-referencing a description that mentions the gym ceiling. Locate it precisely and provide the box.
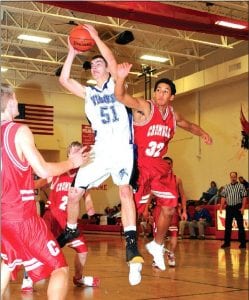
[1,1,248,89]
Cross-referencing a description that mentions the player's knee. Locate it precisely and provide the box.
[161,206,175,216]
[51,266,69,280]
[68,187,85,204]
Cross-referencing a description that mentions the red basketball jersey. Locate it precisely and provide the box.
[44,170,88,253]
[47,170,77,228]
[49,170,77,211]
[1,121,37,221]
[134,101,176,164]
[133,102,178,213]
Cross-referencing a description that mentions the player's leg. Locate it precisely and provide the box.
[84,191,95,216]
[57,187,85,247]
[166,236,177,267]
[47,266,69,300]
[74,252,87,284]
[146,205,174,271]
[1,261,11,297]
[166,211,179,267]
[119,184,144,286]
[154,206,174,245]
[21,269,33,292]
[73,253,100,287]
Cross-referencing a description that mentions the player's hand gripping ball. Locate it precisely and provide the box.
[69,25,95,52]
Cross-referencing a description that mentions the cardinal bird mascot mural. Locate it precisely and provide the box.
[240,106,249,150]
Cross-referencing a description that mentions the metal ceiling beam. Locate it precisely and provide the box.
[2,4,238,49]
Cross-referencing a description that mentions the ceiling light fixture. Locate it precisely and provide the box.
[140,55,169,63]
[17,34,52,44]
[1,67,8,72]
[215,20,246,30]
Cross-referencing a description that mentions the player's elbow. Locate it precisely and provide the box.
[59,75,66,86]
[33,164,51,179]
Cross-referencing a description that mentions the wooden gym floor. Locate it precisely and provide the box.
[2,234,248,300]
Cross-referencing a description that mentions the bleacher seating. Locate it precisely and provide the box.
[182,204,217,237]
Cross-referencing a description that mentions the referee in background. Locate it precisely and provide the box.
[219,171,248,249]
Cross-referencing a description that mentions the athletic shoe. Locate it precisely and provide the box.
[73,276,100,287]
[146,240,166,271]
[126,245,144,264]
[21,277,33,293]
[167,251,176,267]
[128,262,142,286]
[126,245,144,285]
[57,226,80,248]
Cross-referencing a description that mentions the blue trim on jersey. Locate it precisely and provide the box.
[126,107,133,144]
[89,75,111,92]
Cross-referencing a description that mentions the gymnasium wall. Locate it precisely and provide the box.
[14,56,248,214]
[167,76,248,200]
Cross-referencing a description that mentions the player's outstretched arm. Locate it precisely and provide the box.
[16,125,90,179]
[177,177,187,221]
[84,24,117,78]
[59,38,86,99]
[175,111,213,145]
[115,63,149,113]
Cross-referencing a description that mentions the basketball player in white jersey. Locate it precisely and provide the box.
[59,24,143,286]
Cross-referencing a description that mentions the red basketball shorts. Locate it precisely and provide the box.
[43,209,88,253]
[134,159,178,214]
[1,215,67,282]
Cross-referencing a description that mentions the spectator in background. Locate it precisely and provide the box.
[220,172,247,249]
[207,186,225,205]
[239,176,249,196]
[178,208,195,239]
[188,201,212,240]
[199,181,218,203]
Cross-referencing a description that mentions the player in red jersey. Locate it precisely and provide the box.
[21,141,99,292]
[1,83,89,299]
[114,63,212,271]
[152,157,187,268]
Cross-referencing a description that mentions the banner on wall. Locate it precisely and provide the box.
[82,124,95,148]
[217,209,249,231]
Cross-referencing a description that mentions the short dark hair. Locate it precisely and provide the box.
[163,156,173,163]
[154,78,176,95]
[91,55,107,67]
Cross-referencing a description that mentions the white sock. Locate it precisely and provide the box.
[124,226,136,232]
[67,223,77,230]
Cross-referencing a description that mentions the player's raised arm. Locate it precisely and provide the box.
[115,63,149,113]
[83,24,117,78]
[59,38,86,99]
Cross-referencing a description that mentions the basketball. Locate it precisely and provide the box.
[69,26,95,52]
